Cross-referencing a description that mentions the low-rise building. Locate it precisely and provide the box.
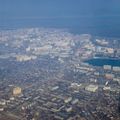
[85,84,98,92]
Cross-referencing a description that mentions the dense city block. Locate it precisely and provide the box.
[0,28,120,120]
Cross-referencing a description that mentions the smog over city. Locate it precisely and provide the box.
[0,0,120,120]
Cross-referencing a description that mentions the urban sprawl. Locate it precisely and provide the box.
[0,28,120,120]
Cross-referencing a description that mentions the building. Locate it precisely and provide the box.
[113,66,120,72]
[13,87,22,96]
[103,86,111,91]
[85,84,98,92]
[106,48,114,54]
[105,74,114,80]
[103,65,112,70]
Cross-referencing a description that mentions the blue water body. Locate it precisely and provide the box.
[85,58,120,67]
[0,0,120,38]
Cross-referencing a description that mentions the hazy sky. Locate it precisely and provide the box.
[0,0,120,20]
[1,0,120,38]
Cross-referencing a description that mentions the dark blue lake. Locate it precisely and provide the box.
[85,58,120,67]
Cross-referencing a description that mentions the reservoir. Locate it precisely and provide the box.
[85,58,120,67]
